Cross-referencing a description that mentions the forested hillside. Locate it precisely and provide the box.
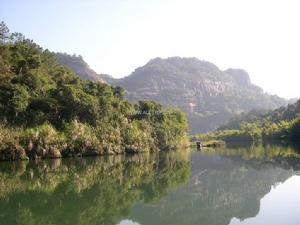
[0,22,188,161]
[193,99,300,143]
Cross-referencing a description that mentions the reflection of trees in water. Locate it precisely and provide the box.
[130,146,299,225]
[0,151,191,225]
[219,143,300,171]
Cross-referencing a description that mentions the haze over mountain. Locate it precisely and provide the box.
[58,54,290,133]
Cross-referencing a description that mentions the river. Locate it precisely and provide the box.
[0,143,300,225]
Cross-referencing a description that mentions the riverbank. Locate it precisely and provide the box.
[0,122,189,161]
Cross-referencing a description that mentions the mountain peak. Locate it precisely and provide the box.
[146,56,220,72]
[225,68,251,86]
[56,53,106,83]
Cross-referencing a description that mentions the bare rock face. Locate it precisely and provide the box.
[47,148,62,158]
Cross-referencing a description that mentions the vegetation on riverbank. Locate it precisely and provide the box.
[0,22,188,160]
[192,99,300,144]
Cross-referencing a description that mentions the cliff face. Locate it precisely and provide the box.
[59,55,288,133]
[114,57,287,133]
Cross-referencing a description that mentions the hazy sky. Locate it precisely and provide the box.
[1,0,299,99]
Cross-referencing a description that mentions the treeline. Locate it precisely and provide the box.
[0,22,188,160]
[192,99,300,143]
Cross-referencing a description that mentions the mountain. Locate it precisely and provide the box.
[56,53,111,83]
[59,55,290,133]
[115,57,289,133]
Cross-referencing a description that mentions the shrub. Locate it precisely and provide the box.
[64,120,102,156]
[0,122,27,160]
[122,120,156,153]
[21,123,64,158]
[289,115,300,141]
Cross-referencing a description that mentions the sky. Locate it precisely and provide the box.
[1,0,300,99]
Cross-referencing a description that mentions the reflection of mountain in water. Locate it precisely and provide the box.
[130,150,299,225]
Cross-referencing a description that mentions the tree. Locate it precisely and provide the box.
[0,21,10,43]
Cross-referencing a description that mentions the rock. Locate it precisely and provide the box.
[125,145,139,154]
[0,143,29,161]
[27,139,34,151]
[16,146,29,160]
[47,148,62,158]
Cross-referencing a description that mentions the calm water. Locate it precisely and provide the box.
[1,144,300,225]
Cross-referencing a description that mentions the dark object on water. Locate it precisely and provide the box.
[196,141,203,150]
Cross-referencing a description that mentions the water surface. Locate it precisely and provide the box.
[1,144,300,225]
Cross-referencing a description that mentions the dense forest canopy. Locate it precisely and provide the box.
[0,22,188,161]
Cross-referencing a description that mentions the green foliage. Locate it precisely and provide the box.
[64,120,102,156]
[132,101,188,151]
[154,108,189,150]
[0,22,188,160]
[0,123,27,160]
[289,115,300,141]
[193,100,300,144]
[21,123,65,159]
[123,120,156,153]
[0,21,10,43]
[9,84,30,115]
